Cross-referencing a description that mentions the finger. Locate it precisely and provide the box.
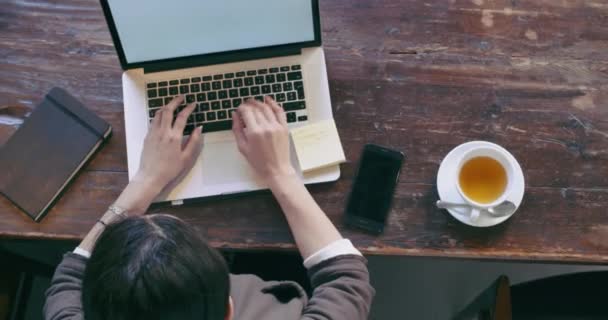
[146,110,163,142]
[161,96,184,130]
[264,96,286,125]
[254,97,276,123]
[238,101,259,129]
[232,110,248,151]
[248,99,270,124]
[151,109,163,130]
[182,125,203,163]
[267,97,287,126]
[173,103,196,133]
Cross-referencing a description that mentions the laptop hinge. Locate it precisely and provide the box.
[143,47,303,74]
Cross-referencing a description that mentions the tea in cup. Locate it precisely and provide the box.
[456,146,515,221]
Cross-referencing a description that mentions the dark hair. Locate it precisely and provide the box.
[82,214,230,320]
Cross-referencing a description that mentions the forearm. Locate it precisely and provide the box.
[113,173,162,215]
[268,173,342,259]
[77,173,162,253]
[78,220,107,254]
[268,178,375,319]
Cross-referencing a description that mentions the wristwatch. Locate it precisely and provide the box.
[107,204,128,220]
[98,204,128,226]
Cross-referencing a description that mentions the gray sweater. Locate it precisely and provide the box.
[44,253,375,320]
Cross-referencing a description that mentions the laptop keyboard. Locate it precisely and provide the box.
[146,64,308,135]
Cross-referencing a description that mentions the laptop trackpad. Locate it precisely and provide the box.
[200,140,259,186]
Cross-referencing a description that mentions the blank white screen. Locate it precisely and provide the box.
[107,0,315,64]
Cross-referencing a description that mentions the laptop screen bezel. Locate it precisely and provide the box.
[99,0,322,71]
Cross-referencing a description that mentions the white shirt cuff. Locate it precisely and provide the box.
[303,239,362,269]
[73,247,91,258]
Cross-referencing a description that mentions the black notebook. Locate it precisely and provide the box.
[0,88,112,221]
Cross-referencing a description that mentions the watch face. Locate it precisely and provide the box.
[108,205,129,219]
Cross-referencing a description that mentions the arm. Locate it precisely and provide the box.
[76,96,202,254]
[233,97,375,320]
[267,174,342,258]
[75,176,162,254]
[233,97,341,257]
[44,96,203,319]
[44,253,87,320]
[303,255,375,320]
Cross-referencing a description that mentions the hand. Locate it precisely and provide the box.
[232,96,296,184]
[113,96,203,215]
[115,96,203,214]
[136,95,203,189]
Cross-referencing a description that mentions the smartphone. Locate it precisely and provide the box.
[345,144,405,234]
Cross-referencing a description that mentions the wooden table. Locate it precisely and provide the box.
[2,0,608,264]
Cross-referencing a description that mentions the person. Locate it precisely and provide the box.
[44,96,375,320]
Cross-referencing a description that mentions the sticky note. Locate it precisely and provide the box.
[290,119,346,173]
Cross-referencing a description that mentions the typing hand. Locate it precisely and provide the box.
[112,96,202,215]
[233,96,296,183]
[136,96,203,191]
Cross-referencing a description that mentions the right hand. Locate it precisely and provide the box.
[232,97,296,183]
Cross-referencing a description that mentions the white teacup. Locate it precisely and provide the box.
[455,146,515,221]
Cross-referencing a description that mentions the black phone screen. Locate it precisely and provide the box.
[346,145,403,226]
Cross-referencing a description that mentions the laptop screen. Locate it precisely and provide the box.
[106,0,316,64]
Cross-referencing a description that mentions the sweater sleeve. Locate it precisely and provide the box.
[301,255,375,320]
[43,253,87,320]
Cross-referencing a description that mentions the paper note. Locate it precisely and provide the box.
[291,119,346,173]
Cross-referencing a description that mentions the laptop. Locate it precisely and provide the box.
[100,0,339,204]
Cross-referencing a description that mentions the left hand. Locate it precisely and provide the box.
[136,96,203,188]
[114,96,203,215]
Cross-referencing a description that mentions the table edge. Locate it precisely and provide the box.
[2,232,606,265]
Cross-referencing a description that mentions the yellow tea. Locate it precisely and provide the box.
[458,156,507,204]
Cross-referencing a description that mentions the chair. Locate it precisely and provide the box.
[0,249,54,320]
[453,275,512,320]
[510,271,608,319]
[455,271,608,320]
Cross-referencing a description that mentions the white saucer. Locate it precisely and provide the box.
[436,141,525,227]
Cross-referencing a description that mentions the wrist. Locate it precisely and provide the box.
[131,171,164,188]
[114,172,164,215]
[267,170,301,192]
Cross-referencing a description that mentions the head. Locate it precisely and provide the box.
[82,214,232,320]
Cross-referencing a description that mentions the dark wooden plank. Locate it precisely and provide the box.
[2,171,608,263]
[331,80,608,189]
[1,0,608,263]
[0,0,126,171]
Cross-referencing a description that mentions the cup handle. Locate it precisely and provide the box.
[470,207,481,222]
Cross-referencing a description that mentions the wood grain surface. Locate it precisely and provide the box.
[1,0,608,263]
